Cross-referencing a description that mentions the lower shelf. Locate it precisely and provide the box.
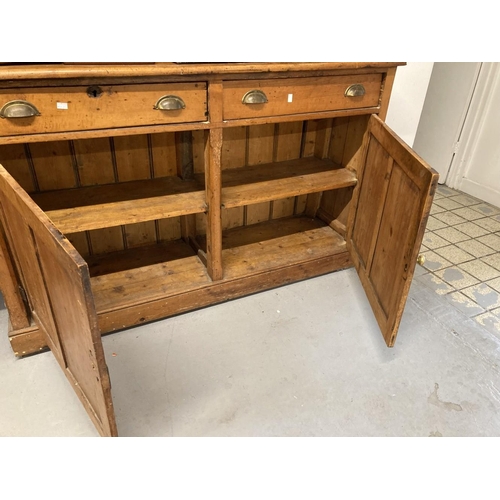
[9,216,352,356]
[220,216,347,280]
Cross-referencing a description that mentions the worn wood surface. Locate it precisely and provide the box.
[246,124,274,224]
[347,115,438,347]
[319,115,370,230]
[205,82,223,280]
[0,164,117,436]
[0,63,405,81]
[74,137,124,254]
[46,190,206,233]
[0,83,207,136]
[223,75,383,120]
[92,216,350,329]
[0,108,383,146]
[378,67,397,121]
[0,216,30,329]
[8,320,46,356]
[0,144,36,191]
[0,63,415,439]
[222,163,356,209]
[9,248,353,357]
[96,250,352,335]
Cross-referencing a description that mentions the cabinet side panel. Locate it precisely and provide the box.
[319,115,369,230]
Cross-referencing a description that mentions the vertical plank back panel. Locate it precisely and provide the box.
[246,124,274,225]
[302,119,332,217]
[74,138,116,186]
[221,127,246,229]
[114,134,157,248]
[29,141,90,256]
[272,121,303,219]
[29,141,77,191]
[74,137,126,254]
[0,144,36,192]
[151,132,183,242]
[192,130,206,175]
[151,132,177,177]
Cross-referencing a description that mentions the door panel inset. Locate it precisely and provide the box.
[0,164,117,436]
[347,115,438,346]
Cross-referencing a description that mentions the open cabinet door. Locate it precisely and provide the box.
[0,165,117,436]
[347,115,439,347]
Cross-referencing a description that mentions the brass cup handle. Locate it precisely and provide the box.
[344,84,366,97]
[154,95,186,111]
[242,90,268,104]
[0,100,41,119]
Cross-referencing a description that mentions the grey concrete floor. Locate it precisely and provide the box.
[1,264,500,437]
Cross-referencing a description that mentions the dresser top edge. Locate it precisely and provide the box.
[0,62,406,81]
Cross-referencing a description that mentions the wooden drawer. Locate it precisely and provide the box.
[222,74,383,120]
[0,82,207,136]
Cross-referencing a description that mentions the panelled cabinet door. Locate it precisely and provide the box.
[347,115,439,347]
[0,165,117,436]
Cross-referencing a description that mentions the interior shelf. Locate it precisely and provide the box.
[30,157,355,235]
[221,157,356,208]
[195,215,348,278]
[90,238,211,314]
[88,216,348,317]
[86,239,198,278]
[32,176,206,233]
[220,216,347,280]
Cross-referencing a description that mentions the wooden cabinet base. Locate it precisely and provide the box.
[0,63,438,436]
[9,251,353,357]
[9,321,47,357]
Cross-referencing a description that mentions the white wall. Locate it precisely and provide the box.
[385,62,434,147]
[412,63,480,181]
[455,63,500,207]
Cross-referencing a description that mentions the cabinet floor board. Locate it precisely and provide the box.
[86,239,197,277]
[91,254,211,314]
[90,216,346,315]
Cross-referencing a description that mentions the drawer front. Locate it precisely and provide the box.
[0,82,207,136]
[222,74,383,120]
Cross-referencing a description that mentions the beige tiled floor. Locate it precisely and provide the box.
[417,185,500,336]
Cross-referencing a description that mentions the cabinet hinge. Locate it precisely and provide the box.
[452,142,460,154]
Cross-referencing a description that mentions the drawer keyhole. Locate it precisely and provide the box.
[87,86,103,98]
